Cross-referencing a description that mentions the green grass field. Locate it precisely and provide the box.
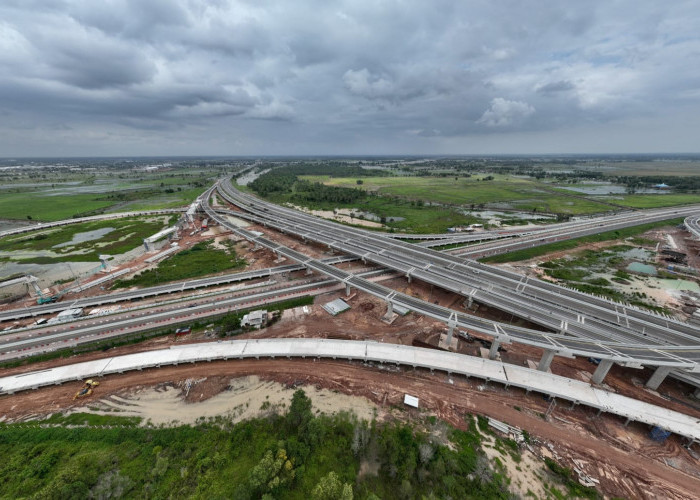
[0,216,172,264]
[301,175,614,215]
[481,218,684,263]
[0,192,117,221]
[266,191,484,234]
[599,193,700,209]
[112,241,245,288]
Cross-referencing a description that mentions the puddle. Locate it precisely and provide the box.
[459,209,555,221]
[619,248,654,261]
[53,227,115,248]
[558,182,662,195]
[627,262,658,275]
[657,279,700,292]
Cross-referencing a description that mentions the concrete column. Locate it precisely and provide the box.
[591,359,614,384]
[445,322,455,346]
[345,283,351,296]
[406,274,412,283]
[305,267,313,275]
[646,366,672,390]
[488,338,501,360]
[386,301,393,316]
[537,350,556,372]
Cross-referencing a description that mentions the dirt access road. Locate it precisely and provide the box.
[2,357,699,499]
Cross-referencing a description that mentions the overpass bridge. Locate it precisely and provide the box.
[212,179,700,390]
[1,339,698,444]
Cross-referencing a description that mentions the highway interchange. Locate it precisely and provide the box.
[212,178,700,390]
[2,176,700,394]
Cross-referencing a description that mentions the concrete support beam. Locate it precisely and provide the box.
[345,283,351,296]
[646,366,673,390]
[488,339,501,360]
[591,359,614,385]
[406,274,412,283]
[386,301,393,317]
[537,350,556,372]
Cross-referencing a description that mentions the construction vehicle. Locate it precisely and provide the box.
[73,380,100,400]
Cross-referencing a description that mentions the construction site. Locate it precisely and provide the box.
[1,181,700,499]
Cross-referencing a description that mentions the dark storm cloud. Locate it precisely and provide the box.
[0,0,699,155]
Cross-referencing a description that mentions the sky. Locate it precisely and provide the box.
[0,0,699,156]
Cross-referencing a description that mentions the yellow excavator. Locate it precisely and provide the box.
[73,379,100,400]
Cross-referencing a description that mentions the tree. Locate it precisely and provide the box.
[356,179,363,185]
[312,471,353,500]
[286,389,313,433]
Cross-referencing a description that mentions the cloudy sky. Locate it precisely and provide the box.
[1,0,699,156]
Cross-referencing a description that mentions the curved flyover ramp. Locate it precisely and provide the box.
[1,338,698,442]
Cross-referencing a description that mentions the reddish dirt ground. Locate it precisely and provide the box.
[2,219,700,498]
[2,358,699,499]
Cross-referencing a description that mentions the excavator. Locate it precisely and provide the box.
[73,380,100,400]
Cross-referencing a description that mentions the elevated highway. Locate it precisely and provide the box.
[0,209,185,239]
[213,179,700,389]
[685,215,700,239]
[2,339,699,443]
[0,256,355,323]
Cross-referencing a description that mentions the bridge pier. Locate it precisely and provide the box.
[646,366,672,390]
[406,274,412,283]
[345,283,351,296]
[488,338,501,360]
[386,301,393,317]
[537,350,556,372]
[305,267,313,276]
[694,388,700,399]
[591,359,614,384]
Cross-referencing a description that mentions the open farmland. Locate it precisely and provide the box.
[302,174,616,215]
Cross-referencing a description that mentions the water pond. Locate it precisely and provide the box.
[53,227,115,248]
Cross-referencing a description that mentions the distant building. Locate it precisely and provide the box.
[654,183,670,189]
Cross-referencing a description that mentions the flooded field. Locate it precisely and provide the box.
[53,227,115,248]
[626,261,657,275]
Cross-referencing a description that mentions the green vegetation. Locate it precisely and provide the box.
[1,392,578,499]
[544,458,599,499]
[481,218,683,263]
[0,192,116,222]
[0,217,170,264]
[246,173,484,234]
[303,174,614,215]
[215,295,314,337]
[514,239,671,313]
[0,164,219,221]
[113,241,246,288]
[599,193,700,209]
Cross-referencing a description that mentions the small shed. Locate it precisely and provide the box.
[322,298,351,316]
[241,310,268,328]
[404,394,419,408]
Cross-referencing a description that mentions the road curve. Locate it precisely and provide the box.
[1,339,698,442]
